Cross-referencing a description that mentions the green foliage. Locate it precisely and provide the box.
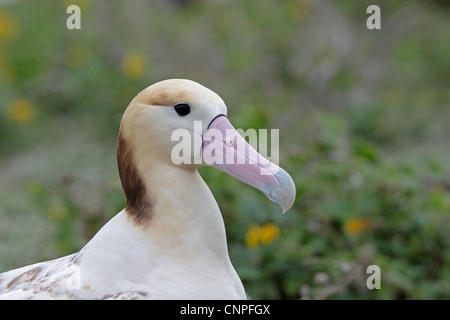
[223,112,450,299]
[1,0,449,299]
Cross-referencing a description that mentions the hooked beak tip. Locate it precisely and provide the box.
[270,168,296,213]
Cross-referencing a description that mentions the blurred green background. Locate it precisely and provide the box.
[0,0,449,299]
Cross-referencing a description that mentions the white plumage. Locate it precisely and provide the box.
[0,79,295,299]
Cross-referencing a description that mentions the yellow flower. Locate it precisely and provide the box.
[7,98,36,123]
[0,12,20,41]
[245,222,280,249]
[246,224,261,249]
[259,222,280,245]
[121,52,146,78]
[344,218,372,235]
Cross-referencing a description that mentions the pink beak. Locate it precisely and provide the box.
[202,115,296,213]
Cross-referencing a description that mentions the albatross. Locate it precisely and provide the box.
[0,79,295,299]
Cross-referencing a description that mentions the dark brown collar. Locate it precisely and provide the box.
[117,131,154,225]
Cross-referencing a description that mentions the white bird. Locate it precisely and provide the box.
[0,79,295,300]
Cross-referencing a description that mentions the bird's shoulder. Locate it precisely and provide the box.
[0,253,80,299]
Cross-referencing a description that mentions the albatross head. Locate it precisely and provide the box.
[118,79,295,224]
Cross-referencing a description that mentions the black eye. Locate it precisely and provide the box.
[174,103,190,116]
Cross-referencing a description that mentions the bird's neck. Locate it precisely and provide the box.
[104,154,230,264]
[136,161,230,258]
[79,161,233,289]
